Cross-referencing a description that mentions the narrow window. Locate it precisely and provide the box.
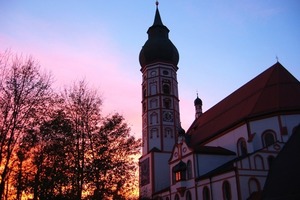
[237,138,248,156]
[174,194,180,200]
[248,178,260,195]
[150,83,157,95]
[150,99,158,108]
[164,98,171,108]
[186,190,192,200]
[223,181,232,200]
[150,112,158,124]
[203,186,211,200]
[163,84,170,94]
[175,172,181,182]
[254,155,264,170]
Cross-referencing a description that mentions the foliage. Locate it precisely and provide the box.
[0,51,141,199]
[0,51,52,199]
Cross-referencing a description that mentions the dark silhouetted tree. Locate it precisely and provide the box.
[61,80,102,199]
[88,113,141,200]
[30,111,75,200]
[0,52,141,199]
[0,51,52,199]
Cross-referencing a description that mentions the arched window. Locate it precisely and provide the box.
[187,160,193,179]
[254,155,265,170]
[163,84,170,94]
[150,112,158,124]
[237,138,248,156]
[203,186,211,200]
[262,131,276,147]
[174,194,180,200]
[150,128,158,139]
[150,99,158,108]
[267,155,275,169]
[164,98,171,108]
[248,178,261,195]
[150,83,157,95]
[223,181,232,200]
[186,190,192,200]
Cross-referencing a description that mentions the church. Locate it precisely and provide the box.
[138,3,300,200]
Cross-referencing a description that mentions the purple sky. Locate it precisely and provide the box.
[1,1,300,138]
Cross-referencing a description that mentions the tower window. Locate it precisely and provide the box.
[163,84,170,94]
[150,99,158,108]
[164,98,171,108]
[150,128,158,138]
[150,83,157,95]
[150,112,158,124]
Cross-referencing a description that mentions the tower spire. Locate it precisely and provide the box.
[153,1,163,26]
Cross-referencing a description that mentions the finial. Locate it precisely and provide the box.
[156,0,159,8]
[196,90,199,98]
[276,55,279,62]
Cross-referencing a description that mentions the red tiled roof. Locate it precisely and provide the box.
[188,62,300,146]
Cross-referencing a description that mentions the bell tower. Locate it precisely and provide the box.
[139,2,181,198]
[139,1,180,155]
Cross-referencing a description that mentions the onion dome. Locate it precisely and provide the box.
[194,95,202,106]
[139,4,179,69]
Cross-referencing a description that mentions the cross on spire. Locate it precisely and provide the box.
[156,0,159,8]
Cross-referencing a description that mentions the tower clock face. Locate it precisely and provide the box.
[163,111,173,122]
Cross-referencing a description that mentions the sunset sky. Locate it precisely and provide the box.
[1,1,300,139]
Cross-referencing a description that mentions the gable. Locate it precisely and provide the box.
[169,141,192,163]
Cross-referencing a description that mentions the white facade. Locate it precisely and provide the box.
[150,114,300,200]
